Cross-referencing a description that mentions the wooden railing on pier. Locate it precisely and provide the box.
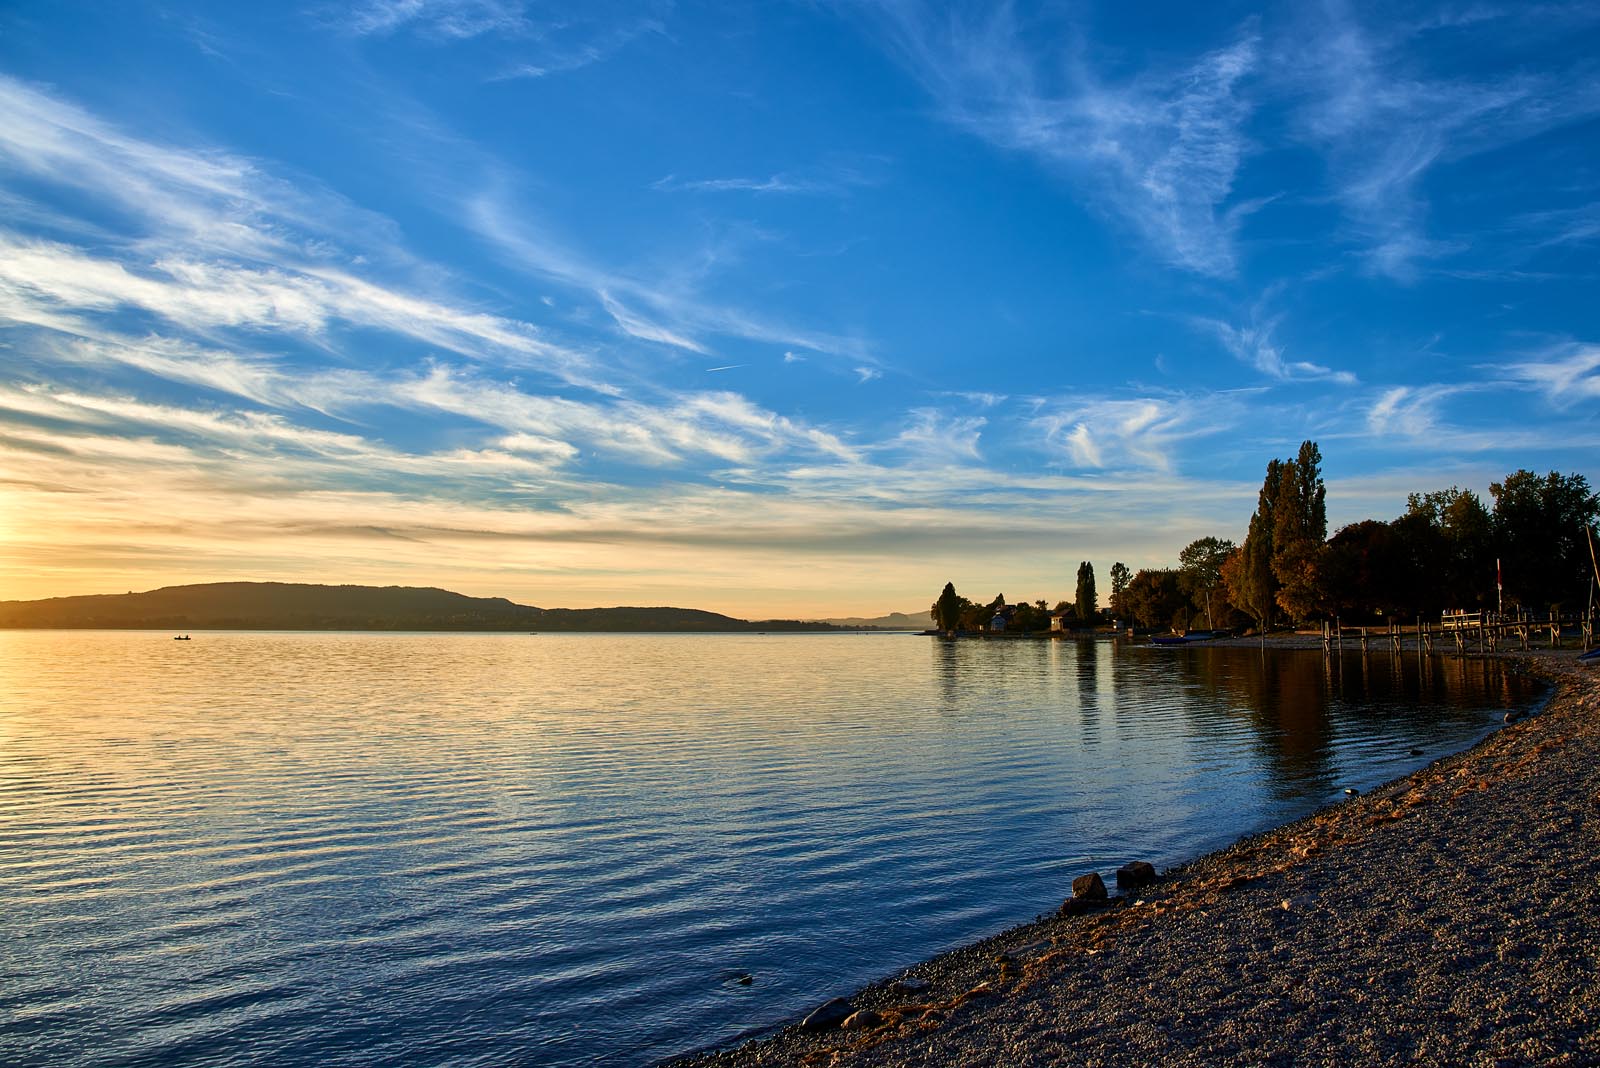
[1321,610,1595,656]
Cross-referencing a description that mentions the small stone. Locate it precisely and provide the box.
[1071,872,1108,900]
[1116,861,1158,892]
[801,997,853,1031]
[1344,787,1359,796]
[841,1010,882,1030]
[893,977,931,995]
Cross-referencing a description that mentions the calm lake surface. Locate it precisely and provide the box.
[0,631,1544,1066]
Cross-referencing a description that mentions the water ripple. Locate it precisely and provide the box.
[0,632,1542,1067]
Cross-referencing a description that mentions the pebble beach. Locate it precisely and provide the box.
[671,647,1600,1067]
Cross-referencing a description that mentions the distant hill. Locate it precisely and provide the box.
[0,582,848,633]
[810,611,933,630]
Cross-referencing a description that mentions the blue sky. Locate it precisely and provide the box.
[1,0,1597,614]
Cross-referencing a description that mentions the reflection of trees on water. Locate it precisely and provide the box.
[1184,649,1339,801]
[928,639,1536,804]
[1174,647,1531,803]
[933,636,960,711]
[1076,641,1103,747]
[1324,648,1518,718]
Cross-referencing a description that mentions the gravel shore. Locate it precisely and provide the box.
[670,649,1600,1067]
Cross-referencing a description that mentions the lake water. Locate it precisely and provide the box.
[0,631,1543,1066]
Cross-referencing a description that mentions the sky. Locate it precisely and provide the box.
[1,0,1597,617]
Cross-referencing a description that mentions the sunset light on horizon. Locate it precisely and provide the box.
[2,2,1597,616]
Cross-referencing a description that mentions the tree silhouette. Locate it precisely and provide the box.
[1075,561,1097,622]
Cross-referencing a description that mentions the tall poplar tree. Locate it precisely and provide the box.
[1271,440,1328,622]
[1227,458,1282,630]
[1075,561,1097,622]
[932,581,965,633]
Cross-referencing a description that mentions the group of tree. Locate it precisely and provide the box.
[1220,445,1598,627]
[1221,440,1329,630]
[930,567,1097,636]
[932,443,1597,634]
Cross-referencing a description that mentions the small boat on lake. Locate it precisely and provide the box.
[173,635,191,641]
[1149,631,1222,646]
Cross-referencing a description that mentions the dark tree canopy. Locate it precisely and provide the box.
[1406,487,1494,610]
[1491,470,1599,611]
[925,449,1592,636]
[1178,537,1236,629]
[1271,440,1328,623]
[932,581,966,632]
[1229,458,1283,629]
[1109,562,1131,619]
[1075,561,1097,621]
[1124,568,1186,630]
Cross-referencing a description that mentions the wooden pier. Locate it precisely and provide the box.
[1321,610,1595,657]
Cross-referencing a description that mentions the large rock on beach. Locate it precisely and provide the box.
[1061,871,1112,916]
[1116,861,1158,892]
[1071,872,1108,900]
[800,997,853,1031]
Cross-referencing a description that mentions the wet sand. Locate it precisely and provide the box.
[670,648,1600,1067]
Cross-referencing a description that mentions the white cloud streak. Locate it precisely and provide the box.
[1498,343,1600,406]
[1030,393,1241,474]
[838,2,1259,276]
[0,231,594,383]
[464,190,876,363]
[652,165,881,197]
[1284,3,1600,280]
[1194,313,1358,385]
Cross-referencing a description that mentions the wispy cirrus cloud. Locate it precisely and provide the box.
[339,0,528,39]
[1365,384,1466,438]
[0,76,613,393]
[464,189,876,364]
[1030,393,1241,474]
[652,164,882,197]
[1192,313,1358,385]
[0,231,595,384]
[0,383,572,495]
[881,408,987,464]
[835,2,1259,277]
[1283,3,1600,280]
[331,0,668,80]
[1498,342,1600,406]
[0,75,404,264]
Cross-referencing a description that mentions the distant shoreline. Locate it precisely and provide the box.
[0,580,929,633]
[670,646,1599,1067]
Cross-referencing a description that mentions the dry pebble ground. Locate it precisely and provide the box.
[671,652,1600,1068]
